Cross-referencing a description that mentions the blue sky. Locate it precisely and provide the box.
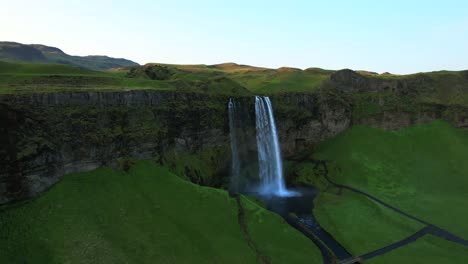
[1,0,467,74]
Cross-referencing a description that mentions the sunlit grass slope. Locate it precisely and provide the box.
[313,121,468,263]
[143,63,334,93]
[228,69,331,93]
[0,161,321,264]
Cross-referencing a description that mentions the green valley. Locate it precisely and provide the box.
[0,161,321,264]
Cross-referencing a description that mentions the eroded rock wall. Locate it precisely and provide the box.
[0,90,353,204]
[0,91,231,203]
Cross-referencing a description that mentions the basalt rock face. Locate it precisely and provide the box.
[271,93,352,156]
[354,103,468,130]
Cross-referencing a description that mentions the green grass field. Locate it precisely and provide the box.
[0,61,252,95]
[0,161,321,264]
[313,121,468,263]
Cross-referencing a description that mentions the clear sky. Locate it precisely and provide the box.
[1,0,467,74]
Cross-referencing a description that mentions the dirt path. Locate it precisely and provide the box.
[314,160,468,262]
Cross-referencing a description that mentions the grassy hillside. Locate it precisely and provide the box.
[0,42,138,70]
[313,121,468,263]
[123,63,334,94]
[228,68,330,93]
[118,63,468,101]
[1,58,467,100]
[0,61,248,95]
[0,161,322,264]
[1,41,467,96]
[0,60,98,75]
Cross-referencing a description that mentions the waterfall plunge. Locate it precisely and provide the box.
[228,96,297,197]
[255,96,296,197]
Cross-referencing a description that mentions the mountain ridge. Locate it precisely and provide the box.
[0,41,139,71]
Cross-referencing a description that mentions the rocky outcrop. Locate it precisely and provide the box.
[353,100,468,131]
[330,69,434,96]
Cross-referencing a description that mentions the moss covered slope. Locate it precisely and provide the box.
[0,161,321,264]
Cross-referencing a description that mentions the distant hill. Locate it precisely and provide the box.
[116,62,334,93]
[0,41,139,71]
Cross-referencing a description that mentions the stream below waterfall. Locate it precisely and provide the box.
[250,187,353,263]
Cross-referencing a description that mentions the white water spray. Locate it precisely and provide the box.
[255,96,297,197]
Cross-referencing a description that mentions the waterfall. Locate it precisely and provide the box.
[228,96,297,197]
[255,96,297,197]
[228,98,241,193]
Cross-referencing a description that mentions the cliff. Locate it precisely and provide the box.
[0,91,230,203]
[329,69,468,129]
[0,90,352,204]
[1,69,468,204]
